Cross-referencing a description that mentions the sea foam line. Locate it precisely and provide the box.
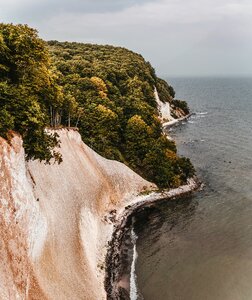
[130,227,138,300]
[196,111,208,115]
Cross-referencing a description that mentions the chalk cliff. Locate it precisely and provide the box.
[154,87,174,123]
[0,129,154,300]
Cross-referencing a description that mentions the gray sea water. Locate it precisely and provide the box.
[134,77,252,300]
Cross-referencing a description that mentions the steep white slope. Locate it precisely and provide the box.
[0,129,154,300]
[0,133,46,299]
[154,86,174,123]
[154,87,191,128]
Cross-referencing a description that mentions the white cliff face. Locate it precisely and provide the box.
[0,129,154,300]
[154,87,190,128]
[154,87,174,123]
[0,134,46,299]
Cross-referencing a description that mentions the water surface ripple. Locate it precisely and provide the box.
[135,77,252,300]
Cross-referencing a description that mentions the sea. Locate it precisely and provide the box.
[132,77,252,300]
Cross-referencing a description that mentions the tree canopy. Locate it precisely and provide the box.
[47,41,194,187]
[0,23,62,163]
[0,23,194,188]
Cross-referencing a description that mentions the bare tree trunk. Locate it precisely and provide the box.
[52,108,55,128]
[75,115,80,128]
[55,109,60,127]
[50,106,53,127]
[68,112,71,128]
[59,109,62,126]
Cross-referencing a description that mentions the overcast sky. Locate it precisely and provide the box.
[1,0,252,76]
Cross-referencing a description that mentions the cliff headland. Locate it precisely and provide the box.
[0,23,198,299]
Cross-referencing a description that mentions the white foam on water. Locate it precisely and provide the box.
[196,111,208,115]
[130,227,139,300]
[191,113,207,120]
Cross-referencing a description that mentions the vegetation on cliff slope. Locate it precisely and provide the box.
[0,23,62,163]
[0,23,194,188]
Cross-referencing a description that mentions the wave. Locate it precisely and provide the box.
[196,112,208,115]
[190,112,208,121]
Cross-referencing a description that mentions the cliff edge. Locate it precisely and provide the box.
[0,129,154,300]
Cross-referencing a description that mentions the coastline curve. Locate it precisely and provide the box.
[105,176,201,299]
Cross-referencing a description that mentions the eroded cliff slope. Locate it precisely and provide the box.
[0,129,154,300]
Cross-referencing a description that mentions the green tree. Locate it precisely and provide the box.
[79,104,122,160]
[0,23,62,162]
[125,115,151,168]
[47,40,194,187]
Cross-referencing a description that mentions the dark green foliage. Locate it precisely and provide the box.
[47,40,194,188]
[156,78,175,102]
[172,99,190,115]
[0,23,62,163]
[79,103,122,161]
[124,114,194,188]
[0,23,194,187]
[0,106,14,136]
[175,157,195,182]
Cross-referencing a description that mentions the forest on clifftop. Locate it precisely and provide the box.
[0,23,194,188]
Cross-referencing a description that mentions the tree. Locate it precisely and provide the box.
[0,106,14,137]
[125,115,151,168]
[62,93,78,127]
[48,40,194,187]
[79,104,121,160]
[0,23,62,163]
[90,76,108,99]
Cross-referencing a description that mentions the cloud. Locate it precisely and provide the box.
[1,0,252,76]
[0,0,153,21]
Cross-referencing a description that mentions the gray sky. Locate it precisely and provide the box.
[1,0,252,76]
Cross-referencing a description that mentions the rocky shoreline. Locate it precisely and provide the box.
[163,113,193,128]
[105,176,201,299]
